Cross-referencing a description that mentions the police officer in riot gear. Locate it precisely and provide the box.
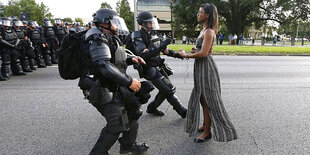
[75,22,82,32]
[26,20,46,68]
[82,8,149,154]
[53,18,67,45]
[42,18,59,64]
[131,11,187,118]
[22,21,36,71]
[0,17,26,77]
[0,18,6,81]
[12,19,32,72]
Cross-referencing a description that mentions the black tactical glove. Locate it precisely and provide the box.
[160,38,172,49]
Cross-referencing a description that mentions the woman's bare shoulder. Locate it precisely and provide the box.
[204,29,215,37]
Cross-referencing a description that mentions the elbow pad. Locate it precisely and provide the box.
[98,61,132,87]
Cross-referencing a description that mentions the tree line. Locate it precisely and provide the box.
[172,0,310,38]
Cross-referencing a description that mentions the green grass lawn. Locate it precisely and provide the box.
[168,44,310,54]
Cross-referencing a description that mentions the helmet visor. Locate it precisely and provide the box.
[110,16,129,34]
[30,21,39,27]
[14,21,23,27]
[2,20,11,27]
[151,17,160,30]
[55,19,62,24]
[44,21,53,27]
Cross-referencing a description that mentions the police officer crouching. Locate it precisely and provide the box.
[81,8,150,155]
[130,11,187,118]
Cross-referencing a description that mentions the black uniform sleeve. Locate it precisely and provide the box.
[40,28,46,44]
[133,38,171,60]
[165,49,183,59]
[89,34,132,87]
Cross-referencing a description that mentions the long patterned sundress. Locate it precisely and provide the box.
[185,28,238,142]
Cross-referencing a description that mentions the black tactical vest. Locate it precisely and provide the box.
[4,29,16,44]
[55,27,66,35]
[45,27,56,39]
[15,29,25,41]
[30,29,41,41]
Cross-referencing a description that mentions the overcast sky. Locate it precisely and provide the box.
[2,0,134,19]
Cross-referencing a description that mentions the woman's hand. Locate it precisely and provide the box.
[191,47,198,53]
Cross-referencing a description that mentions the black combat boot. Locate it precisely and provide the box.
[28,58,36,70]
[43,54,52,66]
[11,58,26,76]
[51,52,58,64]
[167,95,187,118]
[120,142,149,154]
[21,57,32,72]
[0,68,7,81]
[146,93,165,116]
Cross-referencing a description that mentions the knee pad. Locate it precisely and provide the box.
[152,76,176,98]
[105,106,130,133]
[133,107,143,120]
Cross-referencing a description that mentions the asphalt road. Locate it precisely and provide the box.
[1,56,310,155]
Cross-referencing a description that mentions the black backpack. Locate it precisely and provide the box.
[57,30,89,80]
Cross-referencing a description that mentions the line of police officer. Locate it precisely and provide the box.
[0,17,67,81]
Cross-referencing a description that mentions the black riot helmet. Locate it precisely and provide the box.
[12,19,23,28]
[54,18,62,25]
[1,17,12,27]
[137,11,160,30]
[92,8,129,35]
[43,18,53,27]
[28,20,39,28]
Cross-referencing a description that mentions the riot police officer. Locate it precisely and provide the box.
[0,17,26,77]
[26,20,46,68]
[0,18,6,81]
[130,11,187,118]
[42,18,59,64]
[12,19,32,72]
[53,18,67,45]
[75,22,82,32]
[22,21,36,71]
[81,8,149,154]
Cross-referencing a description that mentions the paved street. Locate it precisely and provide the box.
[1,56,310,155]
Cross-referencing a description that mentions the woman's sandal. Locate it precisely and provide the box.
[194,133,212,143]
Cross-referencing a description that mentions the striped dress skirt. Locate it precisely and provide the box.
[185,55,238,142]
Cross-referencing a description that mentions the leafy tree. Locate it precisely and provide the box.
[75,17,84,26]
[0,2,6,17]
[2,0,53,25]
[116,0,134,31]
[100,2,112,9]
[63,17,73,23]
[172,0,310,37]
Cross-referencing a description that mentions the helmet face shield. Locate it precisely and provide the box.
[55,19,62,24]
[151,17,160,30]
[44,21,53,27]
[110,16,129,34]
[29,21,39,27]
[2,20,11,27]
[13,21,23,27]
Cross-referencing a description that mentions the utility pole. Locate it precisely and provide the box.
[170,1,174,40]
[134,0,138,31]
